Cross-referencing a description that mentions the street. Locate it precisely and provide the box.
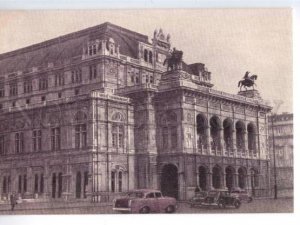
[0,198,293,215]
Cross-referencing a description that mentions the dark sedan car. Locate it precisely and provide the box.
[200,189,241,209]
[189,191,208,207]
[230,189,253,203]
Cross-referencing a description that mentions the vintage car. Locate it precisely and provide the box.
[189,191,208,207]
[113,189,177,213]
[200,189,241,209]
[230,188,253,203]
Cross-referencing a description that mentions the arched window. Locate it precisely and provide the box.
[198,166,207,191]
[212,166,222,189]
[247,123,256,153]
[84,171,88,198]
[111,171,116,193]
[223,118,233,152]
[238,167,247,189]
[76,172,82,198]
[210,116,221,154]
[118,171,123,192]
[196,114,208,152]
[149,51,153,63]
[144,49,148,62]
[162,127,169,149]
[52,173,56,198]
[236,121,245,152]
[160,112,178,152]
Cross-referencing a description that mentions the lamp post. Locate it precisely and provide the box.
[271,114,277,199]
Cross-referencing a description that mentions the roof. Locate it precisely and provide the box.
[0,22,149,76]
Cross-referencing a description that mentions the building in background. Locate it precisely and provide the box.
[0,22,271,202]
[268,113,293,198]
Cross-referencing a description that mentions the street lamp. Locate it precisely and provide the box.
[269,100,283,199]
[271,114,277,199]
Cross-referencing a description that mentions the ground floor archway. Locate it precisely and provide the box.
[212,166,222,189]
[225,166,235,191]
[198,166,207,191]
[161,164,178,199]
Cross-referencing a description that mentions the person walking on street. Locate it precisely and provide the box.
[10,193,17,211]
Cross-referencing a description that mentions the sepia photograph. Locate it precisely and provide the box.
[0,8,294,217]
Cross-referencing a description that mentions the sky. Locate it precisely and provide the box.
[0,9,293,113]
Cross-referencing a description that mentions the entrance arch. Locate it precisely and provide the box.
[198,166,207,191]
[212,165,222,189]
[225,166,235,191]
[238,167,247,189]
[161,164,178,199]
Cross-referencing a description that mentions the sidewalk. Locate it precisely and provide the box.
[0,199,111,213]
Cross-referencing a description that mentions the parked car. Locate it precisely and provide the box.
[113,189,177,213]
[200,189,241,209]
[189,191,208,207]
[230,188,253,203]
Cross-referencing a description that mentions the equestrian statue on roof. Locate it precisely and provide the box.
[238,71,258,91]
[163,47,183,71]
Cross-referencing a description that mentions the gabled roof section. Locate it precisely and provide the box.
[0,22,149,76]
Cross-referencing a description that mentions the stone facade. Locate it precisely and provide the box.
[268,113,293,197]
[0,22,271,202]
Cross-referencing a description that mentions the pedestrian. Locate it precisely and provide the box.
[10,193,17,211]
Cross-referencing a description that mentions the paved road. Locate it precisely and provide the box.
[0,198,293,215]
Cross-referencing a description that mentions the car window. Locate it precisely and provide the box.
[155,192,162,198]
[146,193,156,198]
[128,192,144,198]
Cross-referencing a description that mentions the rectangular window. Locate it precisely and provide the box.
[15,132,24,153]
[39,77,48,90]
[89,65,97,80]
[112,124,124,148]
[0,82,5,98]
[51,127,61,151]
[34,174,39,193]
[71,69,82,83]
[0,135,5,155]
[111,171,115,193]
[55,73,65,87]
[84,171,88,198]
[171,127,177,148]
[33,130,42,152]
[9,81,18,96]
[75,124,87,148]
[24,79,33,93]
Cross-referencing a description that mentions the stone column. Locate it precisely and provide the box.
[222,169,226,189]
[219,128,224,155]
[234,172,239,189]
[207,171,213,190]
[244,131,248,157]
[25,167,33,198]
[232,129,237,157]
[206,126,211,155]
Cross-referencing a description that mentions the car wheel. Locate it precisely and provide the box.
[234,200,241,209]
[139,206,150,214]
[165,205,175,213]
[248,197,253,203]
[218,201,225,209]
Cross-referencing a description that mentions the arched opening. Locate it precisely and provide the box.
[223,118,233,152]
[144,49,148,62]
[238,167,247,189]
[161,164,178,199]
[236,121,245,152]
[212,166,222,189]
[198,166,207,191]
[210,116,221,153]
[58,172,62,198]
[196,114,207,152]
[52,173,56,198]
[250,168,259,196]
[76,172,82,198]
[247,123,256,153]
[225,166,235,191]
[149,51,153,64]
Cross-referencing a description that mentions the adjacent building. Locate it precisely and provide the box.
[268,113,293,198]
[0,22,271,202]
